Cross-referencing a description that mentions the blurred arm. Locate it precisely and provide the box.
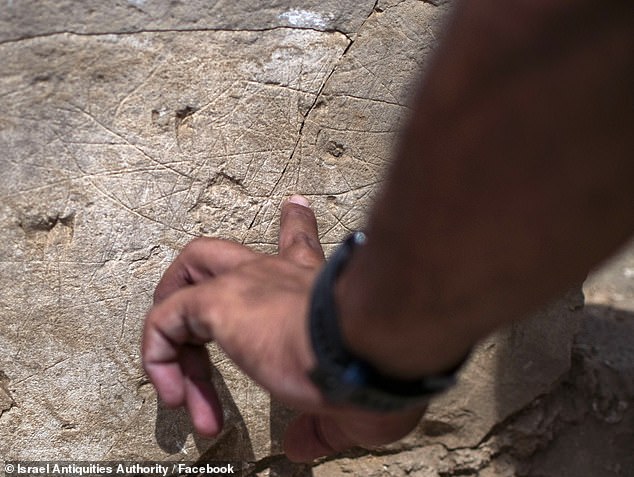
[337,0,634,379]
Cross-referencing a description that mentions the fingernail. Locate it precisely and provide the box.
[288,194,310,207]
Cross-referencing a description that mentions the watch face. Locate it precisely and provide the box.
[341,362,369,386]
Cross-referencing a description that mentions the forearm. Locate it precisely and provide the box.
[337,0,634,378]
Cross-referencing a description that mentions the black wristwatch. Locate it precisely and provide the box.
[308,231,466,412]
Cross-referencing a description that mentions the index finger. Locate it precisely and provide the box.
[278,195,324,266]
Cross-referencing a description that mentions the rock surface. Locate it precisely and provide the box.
[0,1,376,41]
[1,1,632,475]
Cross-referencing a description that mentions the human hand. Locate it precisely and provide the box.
[142,195,425,462]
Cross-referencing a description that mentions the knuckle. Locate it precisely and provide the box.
[288,242,323,266]
[292,231,319,250]
[152,288,164,304]
[182,236,214,256]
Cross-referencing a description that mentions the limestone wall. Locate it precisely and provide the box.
[2,2,631,476]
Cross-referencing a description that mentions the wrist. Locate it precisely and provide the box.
[335,234,475,380]
[308,232,466,411]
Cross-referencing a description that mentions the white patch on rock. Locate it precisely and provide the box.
[278,9,333,30]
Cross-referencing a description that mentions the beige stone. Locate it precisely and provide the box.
[2,0,631,474]
[417,289,583,450]
[0,25,351,461]
[0,1,375,42]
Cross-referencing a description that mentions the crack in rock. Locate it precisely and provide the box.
[0,26,349,47]
[0,371,16,419]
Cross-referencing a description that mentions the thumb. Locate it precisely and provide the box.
[283,413,356,463]
[283,407,427,462]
